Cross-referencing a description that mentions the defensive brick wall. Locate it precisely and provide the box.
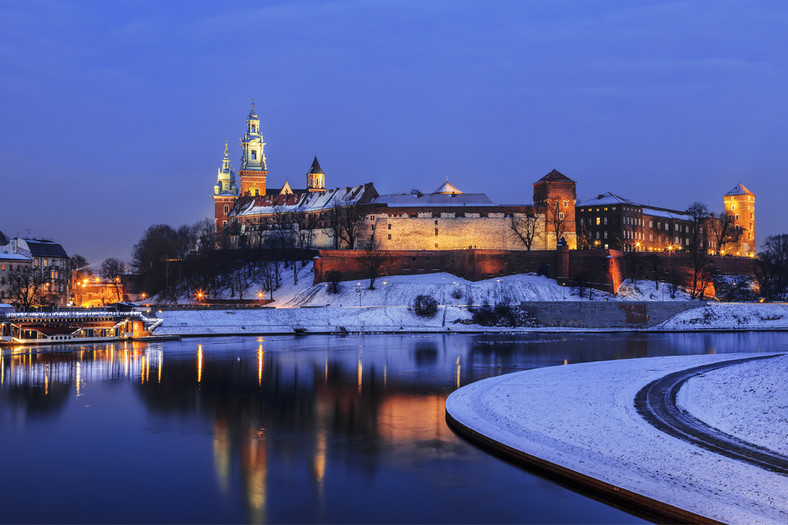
[313,248,756,298]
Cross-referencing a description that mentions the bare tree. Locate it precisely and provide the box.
[359,239,387,290]
[326,270,342,294]
[294,212,317,250]
[7,266,47,310]
[271,206,294,249]
[546,200,567,249]
[100,258,125,301]
[339,202,365,250]
[509,214,541,251]
[326,203,343,249]
[707,212,743,255]
[755,234,788,301]
[686,202,712,298]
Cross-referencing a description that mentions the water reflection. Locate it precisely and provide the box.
[0,332,784,523]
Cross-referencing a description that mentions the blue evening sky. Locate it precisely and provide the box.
[1,1,786,264]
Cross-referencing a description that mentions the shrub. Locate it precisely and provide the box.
[471,301,538,327]
[412,294,438,318]
[326,270,342,294]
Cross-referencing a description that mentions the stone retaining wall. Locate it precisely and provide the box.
[521,301,701,328]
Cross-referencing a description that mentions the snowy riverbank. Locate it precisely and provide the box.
[151,266,788,335]
[445,353,788,524]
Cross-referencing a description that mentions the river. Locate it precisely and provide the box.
[1,332,784,523]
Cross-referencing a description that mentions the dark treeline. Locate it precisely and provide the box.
[131,219,317,302]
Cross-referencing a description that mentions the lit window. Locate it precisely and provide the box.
[559,212,564,220]
[596,217,600,226]
[731,205,735,210]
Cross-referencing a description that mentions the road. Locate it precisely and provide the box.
[634,354,788,475]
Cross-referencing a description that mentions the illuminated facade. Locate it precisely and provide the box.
[211,104,578,251]
[723,183,756,256]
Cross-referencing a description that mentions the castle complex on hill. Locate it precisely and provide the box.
[213,103,754,257]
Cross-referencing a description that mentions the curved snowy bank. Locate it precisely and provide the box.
[445,354,788,524]
[655,303,788,331]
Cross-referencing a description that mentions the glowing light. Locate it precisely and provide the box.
[158,350,163,384]
[357,354,363,393]
[76,361,82,397]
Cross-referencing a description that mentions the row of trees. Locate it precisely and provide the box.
[231,202,368,251]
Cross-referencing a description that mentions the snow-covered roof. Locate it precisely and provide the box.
[231,183,377,216]
[0,253,31,261]
[578,192,692,221]
[724,183,755,197]
[433,181,463,194]
[577,192,637,207]
[642,208,692,221]
[371,193,494,207]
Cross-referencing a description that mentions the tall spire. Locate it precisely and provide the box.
[214,141,238,196]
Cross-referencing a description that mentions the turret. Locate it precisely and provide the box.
[306,156,326,192]
[212,141,239,233]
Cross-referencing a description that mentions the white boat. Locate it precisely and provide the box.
[0,309,164,346]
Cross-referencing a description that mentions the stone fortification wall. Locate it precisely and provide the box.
[372,214,545,251]
[522,301,700,328]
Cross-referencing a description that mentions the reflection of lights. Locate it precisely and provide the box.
[313,430,327,490]
[45,363,49,396]
[197,345,203,384]
[76,362,82,397]
[140,354,146,384]
[455,355,461,389]
[158,350,163,384]
[357,354,363,393]
[257,344,264,387]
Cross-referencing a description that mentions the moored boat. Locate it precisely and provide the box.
[0,309,163,346]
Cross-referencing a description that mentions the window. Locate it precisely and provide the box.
[434,243,438,248]
[434,228,439,236]
[731,205,735,210]
[558,212,564,220]
[603,217,607,225]
[604,231,608,239]
[563,200,569,208]
[596,217,600,225]
[388,234,391,240]
[649,220,653,228]
[251,150,257,160]
[735,214,739,220]
[224,205,229,214]
[388,224,391,230]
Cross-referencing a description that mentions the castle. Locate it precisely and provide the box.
[213,103,754,257]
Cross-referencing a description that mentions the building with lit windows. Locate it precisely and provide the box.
[0,238,71,306]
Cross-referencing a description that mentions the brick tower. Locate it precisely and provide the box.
[723,183,755,256]
[533,169,577,249]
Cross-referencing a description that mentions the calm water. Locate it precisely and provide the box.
[1,332,785,524]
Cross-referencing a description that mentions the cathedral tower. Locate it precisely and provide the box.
[213,141,239,231]
[239,100,268,196]
[306,156,326,192]
[723,183,755,256]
